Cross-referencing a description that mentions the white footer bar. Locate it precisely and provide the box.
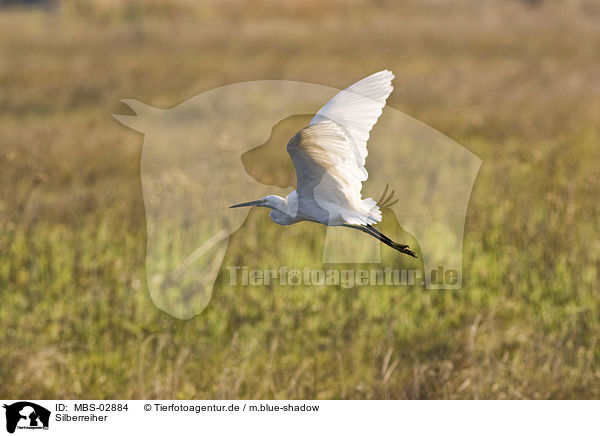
[1,400,597,435]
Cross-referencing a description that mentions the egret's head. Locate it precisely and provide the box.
[230,195,283,210]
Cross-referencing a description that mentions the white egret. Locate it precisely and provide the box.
[231,70,417,258]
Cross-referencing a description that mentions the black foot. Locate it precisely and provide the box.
[393,243,418,258]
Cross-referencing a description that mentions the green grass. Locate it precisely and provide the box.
[1,0,599,399]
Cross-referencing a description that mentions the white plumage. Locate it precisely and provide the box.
[231,70,417,257]
[310,69,395,179]
[287,119,381,225]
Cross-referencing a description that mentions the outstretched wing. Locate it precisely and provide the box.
[286,121,381,225]
[284,70,394,225]
[310,70,395,180]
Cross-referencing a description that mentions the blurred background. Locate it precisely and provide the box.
[1,0,599,399]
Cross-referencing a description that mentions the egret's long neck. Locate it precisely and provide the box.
[267,193,298,226]
[284,190,298,217]
[269,195,289,214]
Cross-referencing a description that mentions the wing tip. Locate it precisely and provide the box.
[372,69,395,81]
[363,70,395,99]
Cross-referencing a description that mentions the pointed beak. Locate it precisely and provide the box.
[230,199,265,208]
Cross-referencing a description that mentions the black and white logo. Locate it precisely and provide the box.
[3,402,50,434]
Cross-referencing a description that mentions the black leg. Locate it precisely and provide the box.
[343,224,418,258]
[366,224,409,249]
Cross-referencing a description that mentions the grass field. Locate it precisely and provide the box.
[1,0,599,399]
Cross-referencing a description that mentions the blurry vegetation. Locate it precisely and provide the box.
[1,0,599,398]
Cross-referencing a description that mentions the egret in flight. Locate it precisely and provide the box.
[231,70,417,258]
